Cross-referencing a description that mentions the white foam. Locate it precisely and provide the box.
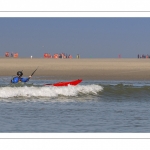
[0,85,103,98]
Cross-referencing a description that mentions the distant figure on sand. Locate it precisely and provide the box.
[11,52,13,57]
[77,54,80,58]
[11,71,31,83]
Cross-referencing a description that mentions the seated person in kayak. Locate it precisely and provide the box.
[11,71,31,83]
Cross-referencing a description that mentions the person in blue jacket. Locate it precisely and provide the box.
[11,71,31,83]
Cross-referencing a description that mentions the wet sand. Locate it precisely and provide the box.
[0,58,150,80]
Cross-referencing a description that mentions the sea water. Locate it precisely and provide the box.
[0,77,150,132]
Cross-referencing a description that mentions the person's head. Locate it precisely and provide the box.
[17,71,23,77]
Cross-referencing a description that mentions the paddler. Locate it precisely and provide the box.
[11,71,31,83]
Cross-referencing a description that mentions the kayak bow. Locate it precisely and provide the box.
[44,79,82,86]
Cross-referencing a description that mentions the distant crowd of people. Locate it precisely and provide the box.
[44,53,81,59]
[4,52,80,59]
[137,54,150,58]
[44,53,73,58]
[5,52,18,58]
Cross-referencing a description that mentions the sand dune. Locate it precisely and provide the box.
[0,58,150,80]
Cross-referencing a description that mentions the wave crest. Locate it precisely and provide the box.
[0,85,103,98]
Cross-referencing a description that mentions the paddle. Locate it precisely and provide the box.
[30,67,39,77]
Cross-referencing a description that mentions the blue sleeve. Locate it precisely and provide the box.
[20,77,30,82]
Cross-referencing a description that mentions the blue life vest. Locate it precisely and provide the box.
[11,76,30,83]
[11,77,20,83]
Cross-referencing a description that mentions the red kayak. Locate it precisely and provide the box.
[44,79,82,86]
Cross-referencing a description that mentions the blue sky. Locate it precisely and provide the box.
[0,18,150,58]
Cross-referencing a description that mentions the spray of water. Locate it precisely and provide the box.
[0,84,103,98]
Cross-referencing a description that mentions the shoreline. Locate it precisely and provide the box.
[0,58,150,80]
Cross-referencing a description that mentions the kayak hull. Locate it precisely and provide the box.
[44,79,82,86]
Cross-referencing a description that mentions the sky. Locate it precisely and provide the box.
[0,18,150,58]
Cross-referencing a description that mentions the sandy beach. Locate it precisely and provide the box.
[0,58,150,80]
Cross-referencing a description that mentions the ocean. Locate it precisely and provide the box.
[0,77,150,133]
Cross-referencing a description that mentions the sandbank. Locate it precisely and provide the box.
[0,58,150,80]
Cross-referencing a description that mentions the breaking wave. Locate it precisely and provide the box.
[0,85,103,98]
